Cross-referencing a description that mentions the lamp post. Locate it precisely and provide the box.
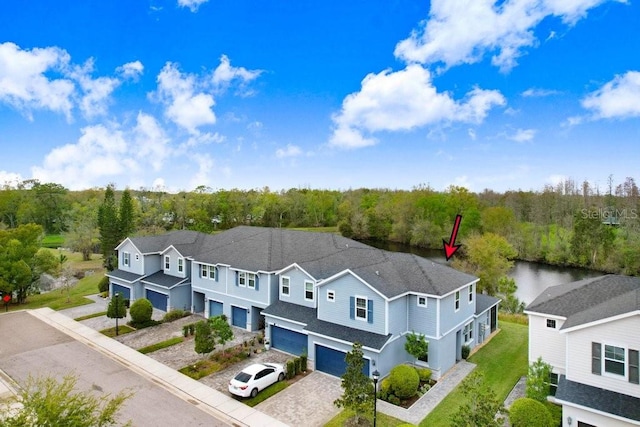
[372,369,380,427]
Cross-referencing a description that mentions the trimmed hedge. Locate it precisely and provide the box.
[388,364,420,399]
[509,397,554,427]
[130,298,153,325]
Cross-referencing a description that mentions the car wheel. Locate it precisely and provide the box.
[278,372,285,382]
[250,388,258,398]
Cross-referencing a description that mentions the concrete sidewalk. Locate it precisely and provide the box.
[24,308,288,427]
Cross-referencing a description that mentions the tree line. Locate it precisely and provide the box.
[1,176,639,276]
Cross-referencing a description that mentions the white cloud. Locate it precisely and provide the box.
[547,174,568,186]
[117,61,144,81]
[70,59,120,119]
[0,42,74,120]
[329,65,504,148]
[177,0,208,12]
[187,153,214,189]
[581,71,640,119]
[508,128,536,142]
[468,128,477,140]
[212,55,262,95]
[522,88,560,97]
[394,0,614,72]
[0,171,24,188]
[276,144,302,158]
[153,62,216,134]
[31,114,174,190]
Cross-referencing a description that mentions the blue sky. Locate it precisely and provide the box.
[1,0,639,193]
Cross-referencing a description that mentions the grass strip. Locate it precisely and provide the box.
[243,381,289,407]
[325,409,408,427]
[74,311,108,321]
[100,325,136,337]
[138,337,184,354]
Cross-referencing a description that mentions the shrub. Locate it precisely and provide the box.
[129,298,153,325]
[188,323,195,335]
[293,357,301,375]
[98,276,109,293]
[286,360,295,379]
[388,364,420,399]
[461,345,471,359]
[300,353,307,372]
[183,325,189,337]
[416,367,432,382]
[509,397,554,427]
[163,309,187,322]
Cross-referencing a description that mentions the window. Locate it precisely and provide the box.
[548,372,558,396]
[304,281,313,300]
[468,284,473,303]
[417,296,427,307]
[201,264,208,278]
[122,252,130,267]
[455,291,460,311]
[604,345,625,376]
[327,290,335,302]
[239,272,246,287]
[546,319,556,329]
[164,255,170,270]
[247,273,256,289]
[208,265,216,281]
[177,258,184,273]
[463,321,474,343]
[355,297,367,320]
[281,277,290,296]
[630,349,640,384]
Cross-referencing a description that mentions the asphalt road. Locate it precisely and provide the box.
[0,311,230,427]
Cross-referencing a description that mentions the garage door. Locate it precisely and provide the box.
[315,345,370,377]
[111,284,130,300]
[271,326,307,356]
[209,300,223,318]
[231,306,247,328]
[146,289,168,311]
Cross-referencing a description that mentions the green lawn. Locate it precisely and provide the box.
[100,324,136,337]
[325,409,407,427]
[420,321,529,427]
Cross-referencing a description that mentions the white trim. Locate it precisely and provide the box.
[265,316,307,327]
[317,269,388,301]
[164,255,170,271]
[602,342,628,380]
[524,311,567,321]
[145,287,169,297]
[177,257,184,273]
[160,245,185,257]
[555,398,640,426]
[560,310,640,333]
[305,331,380,353]
[399,330,438,340]
[304,280,314,301]
[438,278,481,299]
[417,296,428,307]
[122,251,130,267]
[354,295,368,322]
[276,263,315,280]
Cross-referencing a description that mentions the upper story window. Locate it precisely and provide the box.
[327,290,335,302]
[239,272,246,287]
[455,291,460,311]
[604,345,625,376]
[281,277,290,296]
[355,297,367,320]
[546,319,556,329]
[247,273,256,289]
[122,252,130,267]
[177,258,184,273]
[417,296,427,307]
[201,264,217,280]
[468,284,474,303]
[304,281,314,301]
[164,255,170,270]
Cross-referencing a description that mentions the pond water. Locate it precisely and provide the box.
[361,240,603,305]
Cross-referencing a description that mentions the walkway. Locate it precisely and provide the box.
[377,360,476,425]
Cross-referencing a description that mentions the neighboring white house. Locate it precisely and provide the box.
[525,275,640,427]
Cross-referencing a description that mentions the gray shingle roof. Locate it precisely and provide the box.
[261,300,317,325]
[128,230,206,256]
[525,275,640,329]
[106,269,143,283]
[141,271,188,288]
[475,293,500,315]
[555,375,640,422]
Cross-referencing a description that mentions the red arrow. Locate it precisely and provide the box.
[443,214,462,261]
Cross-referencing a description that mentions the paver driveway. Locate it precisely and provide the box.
[255,371,343,427]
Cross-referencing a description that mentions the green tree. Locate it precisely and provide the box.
[333,342,374,424]
[570,210,615,267]
[98,185,120,271]
[106,292,127,336]
[450,371,506,427]
[405,331,429,364]
[210,315,233,352]
[526,357,552,402]
[129,298,153,326]
[1,374,132,427]
[65,203,99,261]
[118,189,136,238]
[194,320,215,356]
[454,233,518,295]
[497,276,525,314]
[509,397,554,427]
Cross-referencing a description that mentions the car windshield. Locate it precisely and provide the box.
[234,372,252,383]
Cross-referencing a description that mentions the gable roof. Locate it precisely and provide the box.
[525,275,640,330]
[118,226,477,298]
[475,293,500,315]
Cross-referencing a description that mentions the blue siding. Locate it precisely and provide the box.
[144,254,161,276]
[439,285,476,336]
[278,267,315,308]
[317,274,385,335]
[232,305,247,328]
[407,295,438,337]
[271,326,307,355]
[388,298,406,335]
[169,284,191,311]
[117,241,144,275]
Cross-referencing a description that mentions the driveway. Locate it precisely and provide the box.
[255,371,343,427]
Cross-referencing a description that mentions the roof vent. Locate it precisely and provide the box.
[376,271,379,276]
[346,243,349,248]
